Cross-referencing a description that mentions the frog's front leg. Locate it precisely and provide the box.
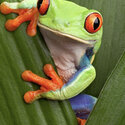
[23,63,96,102]
[0,0,39,36]
[34,64,96,102]
[22,64,64,103]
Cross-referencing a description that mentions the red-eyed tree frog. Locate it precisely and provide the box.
[0,0,103,124]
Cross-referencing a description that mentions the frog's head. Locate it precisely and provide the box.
[37,0,103,49]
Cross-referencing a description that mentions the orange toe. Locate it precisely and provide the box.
[44,64,55,73]
[77,118,86,125]
[24,90,43,103]
[0,3,12,14]
[22,70,33,82]
[26,10,39,36]
[43,64,64,87]
[22,70,60,91]
[24,91,35,103]
[27,26,37,37]
[5,19,19,31]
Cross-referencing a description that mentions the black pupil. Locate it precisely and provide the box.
[94,17,100,30]
[37,0,43,10]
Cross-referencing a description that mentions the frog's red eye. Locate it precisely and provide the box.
[37,0,50,15]
[85,13,103,33]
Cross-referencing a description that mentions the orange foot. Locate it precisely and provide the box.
[77,118,86,125]
[0,3,39,36]
[22,64,64,103]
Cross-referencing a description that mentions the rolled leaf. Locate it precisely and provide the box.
[86,51,125,125]
[0,0,77,125]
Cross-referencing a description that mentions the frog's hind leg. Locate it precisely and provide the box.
[69,94,97,125]
[0,3,39,36]
[77,118,86,125]
[22,64,64,103]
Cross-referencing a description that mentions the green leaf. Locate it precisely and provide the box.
[86,51,125,125]
[0,0,77,125]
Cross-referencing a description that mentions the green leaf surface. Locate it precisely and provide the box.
[0,0,77,125]
[86,51,125,125]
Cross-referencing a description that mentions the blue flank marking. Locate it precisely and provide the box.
[86,47,94,60]
[69,94,97,119]
[79,54,90,69]
[78,47,94,69]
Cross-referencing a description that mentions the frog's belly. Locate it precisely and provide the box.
[57,67,77,83]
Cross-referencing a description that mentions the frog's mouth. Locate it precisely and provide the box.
[38,22,96,45]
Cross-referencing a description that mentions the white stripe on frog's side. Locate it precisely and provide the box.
[39,24,94,82]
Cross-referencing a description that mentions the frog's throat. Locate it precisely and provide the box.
[39,22,94,82]
[38,22,96,45]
